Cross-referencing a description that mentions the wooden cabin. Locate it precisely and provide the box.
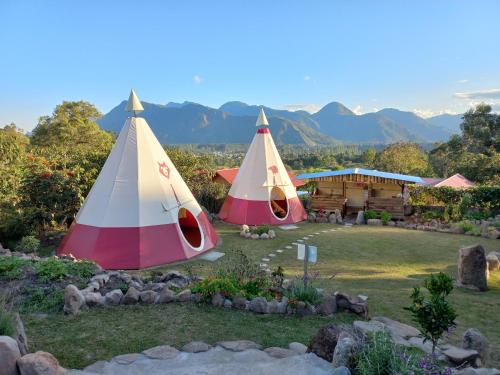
[296,168,423,219]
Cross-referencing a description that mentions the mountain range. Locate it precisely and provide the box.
[98,100,463,145]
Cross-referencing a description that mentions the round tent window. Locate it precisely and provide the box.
[270,186,288,220]
[177,207,203,249]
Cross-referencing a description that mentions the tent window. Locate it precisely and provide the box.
[178,208,202,249]
[270,186,288,219]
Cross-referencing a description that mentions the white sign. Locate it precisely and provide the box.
[297,244,317,263]
[297,244,305,260]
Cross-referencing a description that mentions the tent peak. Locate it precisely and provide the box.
[256,107,269,126]
[125,89,144,115]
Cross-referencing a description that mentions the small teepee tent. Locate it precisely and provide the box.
[219,108,307,225]
[58,90,218,269]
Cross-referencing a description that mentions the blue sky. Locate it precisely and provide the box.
[1,0,500,131]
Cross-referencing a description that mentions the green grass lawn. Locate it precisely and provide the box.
[23,222,500,368]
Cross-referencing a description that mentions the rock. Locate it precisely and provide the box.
[245,232,252,238]
[123,286,140,304]
[458,245,488,291]
[316,295,337,316]
[408,336,434,355]
[217,340,262,352]
[260,233,269,239]
[128,280,143,291]
[372,316,420,339]
[17,351,64,375]
[142,345,179,360]
[241,224,249,232]
[444,346,479,365]
[249,297,268,313]
[367,219,382,226]
[104,289,123,306]
[264,347,297,358]
[181,341,212,353]
[207,292,223,307]
[63,284,85,315]
[13,313,29,356]
[232,295,247,310]
[223,299,232,308]
[356,211,366,225]
[150,282,167,292]
[83,360,107,373]
[308,324,345,362]
[0,335,21,375]
[463,328,489,360]
[177,289,192,302]
[112,353,142,365]
[308,212,317,222]
[91,273,110,288]
[486,254,500,272]
[250,234,259,240]
[333,366,352,375]
[139,290,157,304]
[489,230,500,240]
[335,292,368,319]
[288,342,307,354]
[277,297,288,314]
[296,301,314,316]
[453,368,500,375]
[331,333,356,367]
[83,292,104,307]
[157,289,176,304]
[353,320,385,335]
[268,230,276,238]
[240,230,247,237]
[328,213,337,223]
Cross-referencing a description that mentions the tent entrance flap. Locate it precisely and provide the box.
[270,186,288,220]
[178,207,203,249]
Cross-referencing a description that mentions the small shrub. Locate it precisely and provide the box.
[250,225,270,236]
[285,279,322,306]
[20,287,65,313]
[0,300,15,336]
[191,277,240,301]
[0,257,29,280]
[364,210,377,220]
[35,257,68,283]
[405,272,457,355]
[67,259,97,281]
[15,235,40,253]
[380,210,392,225]
[214,249,262,283]
[457,221,475,233]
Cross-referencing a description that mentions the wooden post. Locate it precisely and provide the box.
[303,244,309,288]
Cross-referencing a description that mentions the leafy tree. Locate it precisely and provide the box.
[405,272,457,355]
[362,147,377,168]
[375,142,432,176]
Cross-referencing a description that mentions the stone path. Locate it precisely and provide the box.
[67,345,335,375]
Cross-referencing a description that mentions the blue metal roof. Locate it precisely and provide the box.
[296,168,423,183]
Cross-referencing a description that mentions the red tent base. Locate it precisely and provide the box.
[58,211,217,270]
[219,195,307,225]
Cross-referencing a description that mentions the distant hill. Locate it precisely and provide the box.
[99,100,462,145]
[426,113,463,134]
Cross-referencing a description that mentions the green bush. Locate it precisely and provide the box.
[214,249,262,284]
[405,272,457,355]
[0,257,29,280]
[191,277,240,301]
[364,210,377,220]
[15,235,40,253]
[0,300,15,336]
[250,225,270,236]
[380,211,392,225]
[457,221,475,233]
[34,257,68,282]
[285,279,322,306]
[20,287,65,313]
[67,260,97,281]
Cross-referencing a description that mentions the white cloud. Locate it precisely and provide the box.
[193,75,204,85]
[282,103,320,113]
[304,75,311,81]
[413,108,459,118]
[353,105,363,115]
[454,88,500,99]
[457,79,468,84]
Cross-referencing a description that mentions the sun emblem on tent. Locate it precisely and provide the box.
[268,165,279,174]
[158,161,170,179]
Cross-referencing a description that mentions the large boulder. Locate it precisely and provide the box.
[463,328,489,361]
[123,286,140,304]
[176,289,192,302]
[13,313,29,356]
[335,292,368,318]
[486,254,499,272]
[356,211,366,225]
[331,332,356,368]
[217,340,262,352]
[104,289,123,306]
[17,351,65,375]
[157,289,176,304]
[0,335,21,375]
[63,284,85,315]
[139,290,157,304]
[181,341,212,353]
[232,295,247,310]
[307,324,345,362]
[367,219,382,226]
[316,295,337,316]
[211,292,224,307]
[458,245,488,291]
[249,297,268,313]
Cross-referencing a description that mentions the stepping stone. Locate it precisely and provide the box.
[285,246,292,249]
[269,254,276,257]
[292,242,299,245]
[276,250,283,253]
[297,239,304,242]
[321,230,328,233]
[279,224,299,230]
[200,251,225,262]
[302,237,309,239]
[261,258,270,262]
[315,232,321,235]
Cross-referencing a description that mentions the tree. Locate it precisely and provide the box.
[362,147,377,168]
[429,104,499,184]
[375,142,432,176]
[0,124,29,202]
[31,101,113,154]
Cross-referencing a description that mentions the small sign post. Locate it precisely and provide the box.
[297,243,317,288]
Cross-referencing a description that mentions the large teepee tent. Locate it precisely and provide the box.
[58,90,218,269]
[219,108,307,225]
